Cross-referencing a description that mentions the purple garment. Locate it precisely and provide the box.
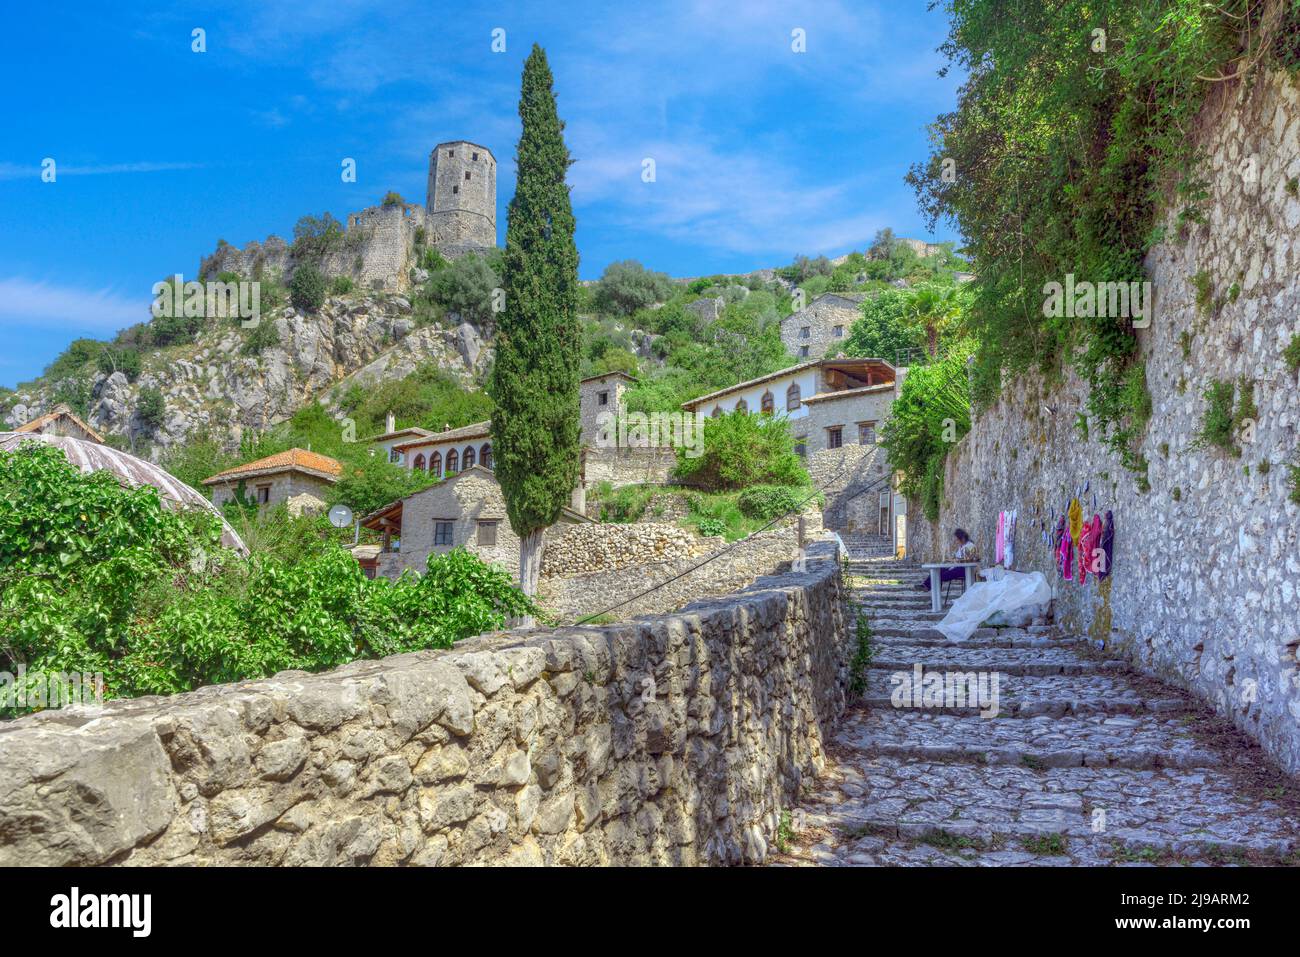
[1098,510,1115,579]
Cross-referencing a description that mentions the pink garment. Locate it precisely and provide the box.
[1058,526,1074,581]
[1078,513,1102,583]
[995,511,1005,565]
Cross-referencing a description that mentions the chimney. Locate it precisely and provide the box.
[385,412,396,433]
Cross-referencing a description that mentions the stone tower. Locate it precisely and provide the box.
[426,141,497,256]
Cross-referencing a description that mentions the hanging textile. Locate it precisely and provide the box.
[1098,510,1115,580]
[995,511,1005,565]
[1004,510,1017,569]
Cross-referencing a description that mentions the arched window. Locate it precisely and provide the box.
[446,449,459,474]
[711,406,723,418]
[413,453,426,472]
[760,391,775,415]
[480,443,493,469]
[463,445,476,469]
[735,398,748,414]
[786,383,801,411]
[429,452,442,478]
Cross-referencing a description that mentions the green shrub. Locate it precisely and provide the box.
[136,386,166,433]
[50,377,93,419]
[1192,379,1238,456]
[736,484,806,521]
[381,191,406,207]
[242,319,280,356]
[290,264,327,313]
[672,411,807,492]
[1284,337,1300,374]
[0,442,539,711]
[97,347,142,382]
[291,212,345,262]
[592,260,674,316]
[427,250,502,325]
[903,1,1293,479]
[43,338,104,380]
[331,275,354,295]
[695,517,727,537]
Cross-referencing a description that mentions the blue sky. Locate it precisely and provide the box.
[0,0,963,388]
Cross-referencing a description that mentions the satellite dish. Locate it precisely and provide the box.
[328,504,354,528]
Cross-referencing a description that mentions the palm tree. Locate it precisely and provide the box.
[906,284,962,358]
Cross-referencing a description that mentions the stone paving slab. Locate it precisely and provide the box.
[862,672,1188,717]
[773,755,1300,867]
[871,644,1127,676]
[839,708,1221,769]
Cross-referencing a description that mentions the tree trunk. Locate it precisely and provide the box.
[517,528,546,627]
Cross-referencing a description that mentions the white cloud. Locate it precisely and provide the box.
[0,161,201,181]
[0,278,149,333]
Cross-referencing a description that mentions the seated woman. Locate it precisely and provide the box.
[916,528,977,591]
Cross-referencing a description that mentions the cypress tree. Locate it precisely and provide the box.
[488,44,581,609]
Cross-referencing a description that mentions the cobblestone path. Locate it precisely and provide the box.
[772,557,1300,867]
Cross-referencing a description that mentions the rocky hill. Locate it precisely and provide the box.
[1,293,489,456]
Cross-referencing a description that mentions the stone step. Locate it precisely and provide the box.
[776,754,1300,866]
[859,671,1189,718]
[839,709,1221,769]
[866,630,1077,648]
[869,644,1125,676]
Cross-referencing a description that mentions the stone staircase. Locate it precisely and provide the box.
[773,556,1300,866]
[839,532,896,559]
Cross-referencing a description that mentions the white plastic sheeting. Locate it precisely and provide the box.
[935,566,1052,642]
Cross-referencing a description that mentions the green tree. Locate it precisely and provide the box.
[136,386,166,433]
[290,264,327,313]
[672,411,808,492]
[487,45,582,609]
[97,346,142,382]
[427,250,503,326]
[592,259,674,316]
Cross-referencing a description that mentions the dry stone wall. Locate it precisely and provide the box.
[910,73,1300,776]
[0,543,847,867]
[541,523,713,577]
[539,518,821,623]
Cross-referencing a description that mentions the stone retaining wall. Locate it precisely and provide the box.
[910,73,1300,776]
[539,519,818,623]
[0,542,847,866]
[541,522,713,577]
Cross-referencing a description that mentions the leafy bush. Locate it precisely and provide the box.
[50,377,93,418]
[136,386,166,433]
[736,484,807,521]
[880,347,972,521]
[695,517,727,537]
[673,411,808,492]
[1192,379,1238,455]
[592,260,674,316]
[905,0,1295,477]
[96,346,142,381]
[43,338,104,380]
[290,264,328,313]
[381,191,406,207]
[331,275,354,295]
[1285,336,1300,374]
[592,483,656,523]
[426,250,502,326]
[291,212,345,262]
[242,318,281,356]
[0,442,539,711]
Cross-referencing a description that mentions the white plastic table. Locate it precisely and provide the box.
[920,562,980,613]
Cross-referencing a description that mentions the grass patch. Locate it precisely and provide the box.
[848,604,874,696]
[1022,833,1068,856]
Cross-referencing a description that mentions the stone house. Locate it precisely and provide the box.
[385,372,669,513]
[779,293,869,361]
[365,412,435,467]
[360,466,589,581]
[392,421,493,478]
[681,357,907,544]
[12,403,104,444]
[202,448,342,515]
